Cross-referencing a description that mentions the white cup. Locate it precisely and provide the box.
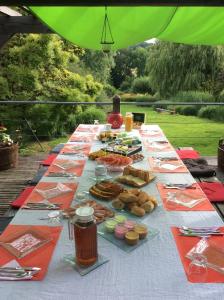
[104,123,112,131]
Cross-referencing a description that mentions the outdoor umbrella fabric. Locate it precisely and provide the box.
[30,7,224,50]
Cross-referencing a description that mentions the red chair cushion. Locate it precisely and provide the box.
[11,186,35,208]
[40,153,57,166]
[198,182,224,202]
[176,150,200,159]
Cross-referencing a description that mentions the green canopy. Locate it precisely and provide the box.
[30,7,224,50]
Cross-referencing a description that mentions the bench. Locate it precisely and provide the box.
[156,108,175,114]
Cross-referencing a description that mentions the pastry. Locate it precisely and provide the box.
[141,201,155,213]
[125,231,139,246]
[112,199,125,210]
[88,150,107,160]
[134,224,148,239]
[118,192,138,203]
[114,214,127,224]
[131,206,145,217]
[137,191,149,205]
[124,220,136,231]
[114,225,128,239]
[104,220,118,233]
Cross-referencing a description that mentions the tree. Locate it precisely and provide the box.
[111,46,148,89]
[78,49,115,83]
[0,34,103,138]
[145,41,224,97]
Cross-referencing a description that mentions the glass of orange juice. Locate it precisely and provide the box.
[125,112,133,132]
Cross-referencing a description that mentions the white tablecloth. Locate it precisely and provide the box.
[0,125,223,300]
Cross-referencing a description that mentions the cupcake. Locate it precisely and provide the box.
[114,214,127,224]
[104,220,118,233]
[134,224,148,239]
[125,231,139,246]
[124,220,136,231]
[114,225,128,239]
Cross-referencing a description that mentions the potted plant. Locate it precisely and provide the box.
[0,125,19,171]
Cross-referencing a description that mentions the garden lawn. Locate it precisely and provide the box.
[121,105,224,156]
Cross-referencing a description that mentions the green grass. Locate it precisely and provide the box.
[19,136,69,156]
[121,105,224,156]
[19,106,223,156]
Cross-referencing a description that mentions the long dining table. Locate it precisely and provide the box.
[0,124,223,300]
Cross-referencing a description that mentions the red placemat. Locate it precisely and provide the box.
[176,150,200,160]
[61,143,91,155]
[171,227,224,283]
[11,187,36,208]
[0,225,62,281]
[24,181,78,210]
[76,125,100,133]
[40,154,58,166]
[69,133,96,143]
[148,157,189,173]
[198,182,224,202]
[144,141,174,152]
[45,159,85,177]
[157,183,215,211]
[139,129,164,138]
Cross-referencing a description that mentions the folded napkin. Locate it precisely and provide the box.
[11,187,35,208]
[198,182,224,202]
[176,150,200,159]
[148,157,189,173]
[40,154,58,166]
[46,159,85,177]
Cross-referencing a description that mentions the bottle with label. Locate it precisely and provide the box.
[125,112,133,132]
[107,95,123,129]
[73,206,98,266]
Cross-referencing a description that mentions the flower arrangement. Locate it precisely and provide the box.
[0,125,13,147]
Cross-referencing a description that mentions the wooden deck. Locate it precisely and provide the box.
[0,153,46,216]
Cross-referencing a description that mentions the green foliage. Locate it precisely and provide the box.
[131,76,153,94]
[76,107,106,124]
[0,34,104,139]
[198,106,224,122]
[111,47,148,88]
[146,42,224,97]
[103,84,117,98]
[152,100,171,110]
[79,49,115,83]
[175,106,199,116]
[171,91,214,103]
[121,93,155,104]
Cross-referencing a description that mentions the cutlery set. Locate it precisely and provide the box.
[179,226,223,237]
[23,202,61,210]
[46,172,77,179]
[164,183,196,190]
[0,266,41,280]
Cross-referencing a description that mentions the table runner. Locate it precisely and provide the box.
[0,225,62,281]
[171,227,224,283]
[157,183,215,211]
[1,124,223,299]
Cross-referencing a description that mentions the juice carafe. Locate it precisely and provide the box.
[107,95,123,129]
[125,112,133,132]
[73,206,98,266]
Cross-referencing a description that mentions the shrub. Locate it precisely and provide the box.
[172,105,198,116]
[131,77,152,94]
[121,93,155,105]
[103,84,117,97]
[76,107,106,125]
[120,77,133,92]
[171,91,214,103]
[152,100,171,110]
[198,106,224,122]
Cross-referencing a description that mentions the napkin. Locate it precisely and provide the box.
[40,154,58,166]
[11,186,35,208]
[176,150,200,159]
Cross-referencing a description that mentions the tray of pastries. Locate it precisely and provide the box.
[112,189,157,217]
[89,181,124,201]
[116,166,155,187]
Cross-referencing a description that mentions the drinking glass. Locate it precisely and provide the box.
[188,253,208,282]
